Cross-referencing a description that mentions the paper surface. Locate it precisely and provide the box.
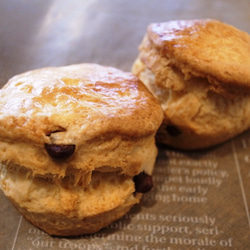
[1,1,250,249]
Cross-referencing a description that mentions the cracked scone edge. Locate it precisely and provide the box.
[0,63,163,236]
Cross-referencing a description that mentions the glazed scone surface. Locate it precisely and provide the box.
[0,63,162,177]
[0,63,163,235]
[132,19,250,150]
[146,19,250,97]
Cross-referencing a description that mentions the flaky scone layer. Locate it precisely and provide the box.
[0,133,158,182]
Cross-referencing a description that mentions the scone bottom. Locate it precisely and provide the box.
[0,63,163,236]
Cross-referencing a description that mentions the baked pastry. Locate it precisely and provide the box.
[132,19,250,150]
[0,63,163,236]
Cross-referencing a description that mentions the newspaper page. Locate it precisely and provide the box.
[0,0,250,249]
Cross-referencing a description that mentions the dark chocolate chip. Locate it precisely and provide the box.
[45,144,75,160]
[166,125,182,137]
[134,172,153,193]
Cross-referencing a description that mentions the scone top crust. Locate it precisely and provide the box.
[0,64,163,176]
[0,64,162,143]
[146,19,250,97]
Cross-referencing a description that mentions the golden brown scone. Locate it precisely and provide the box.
[132,19,250,150]
[0,63,163,236]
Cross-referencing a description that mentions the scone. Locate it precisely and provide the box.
[0,63,163,236]
[132,19,250,150]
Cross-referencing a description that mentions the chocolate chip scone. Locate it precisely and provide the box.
[132,19,250,150]
[0,63,163,236]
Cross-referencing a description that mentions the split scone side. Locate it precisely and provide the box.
[0,63,163,236]
[132,19,250,150]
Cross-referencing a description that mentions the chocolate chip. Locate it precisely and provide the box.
[166,125,182,137]
[45,144,75,160]
[134,172,153,193]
